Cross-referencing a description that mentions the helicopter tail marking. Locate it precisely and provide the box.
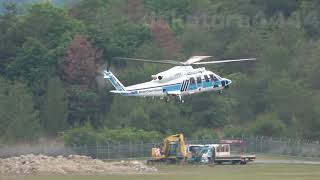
[103,71,126,92]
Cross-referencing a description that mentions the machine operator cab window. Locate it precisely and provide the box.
[168,142,178,157]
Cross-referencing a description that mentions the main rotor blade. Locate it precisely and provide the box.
[193,58,256,65]
[114,57,184,66]
[183,56,212,65]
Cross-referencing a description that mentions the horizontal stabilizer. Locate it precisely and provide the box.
[110,90,131,94]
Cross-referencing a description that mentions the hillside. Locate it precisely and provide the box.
[0,0,320,144]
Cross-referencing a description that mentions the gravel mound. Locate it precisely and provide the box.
[0,154,157,175]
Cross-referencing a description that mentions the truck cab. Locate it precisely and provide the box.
[199,144,256,165]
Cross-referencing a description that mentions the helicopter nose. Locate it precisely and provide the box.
[222,78,232,88]
[225,79,232,85]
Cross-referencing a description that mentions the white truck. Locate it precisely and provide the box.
[187,144,256,165]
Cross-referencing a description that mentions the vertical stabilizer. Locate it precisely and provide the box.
[103,71,126,91]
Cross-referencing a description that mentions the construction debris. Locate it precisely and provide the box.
[0,154,157,175]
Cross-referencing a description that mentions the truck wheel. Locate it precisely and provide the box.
[240,161,247,165]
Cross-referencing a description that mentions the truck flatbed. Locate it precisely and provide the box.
[214,154,256,164]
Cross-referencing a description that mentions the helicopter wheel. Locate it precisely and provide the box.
[178,95,184,103]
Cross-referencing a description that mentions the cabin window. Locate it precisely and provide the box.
[190,77,196,85]
[225,145,230,152]
[197,77,202,84]
[209,74,218,81]
[217,146,221,152]
[189,146,202,154]
[204,75,209,82]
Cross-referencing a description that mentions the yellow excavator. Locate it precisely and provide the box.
[147,134,187,164]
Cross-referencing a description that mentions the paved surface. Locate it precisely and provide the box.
[254,159,320,165]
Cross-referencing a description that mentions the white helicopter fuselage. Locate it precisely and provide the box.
[104,66,232,99]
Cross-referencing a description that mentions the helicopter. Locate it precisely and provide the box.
[103,56,256,102]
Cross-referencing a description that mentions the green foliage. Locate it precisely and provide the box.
[223,126,247,138]
[105,97,194,135]
[61,123,104,146]
[62,124,163,145]
[42,77,68,135]
[0,77,41,140]
[67,85,101,127]
[107,22,152,56]
[6,38,48,83]
[144,0,193,18]
[250,113,286,137]
[191,129,219,140]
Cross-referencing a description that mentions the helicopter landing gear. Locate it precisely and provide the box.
[178,95,184,103]
[164,97,170,103]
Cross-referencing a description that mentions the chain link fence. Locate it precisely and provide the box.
[1,136,320,159]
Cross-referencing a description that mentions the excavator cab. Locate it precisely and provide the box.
[148,134,187,164]
[167,142,178,156]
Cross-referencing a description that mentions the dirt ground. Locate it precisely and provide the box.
[0,154,157,175]
[1,154,320,180]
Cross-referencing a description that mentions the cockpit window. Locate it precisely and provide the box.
[204,75,209,82]
[209,74,218,81]
[190,77,196,85]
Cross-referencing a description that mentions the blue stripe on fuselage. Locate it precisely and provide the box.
[163,83,182,92]
[125,79,222,95]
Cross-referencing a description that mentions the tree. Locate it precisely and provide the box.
[121,0,145,22]
[3,3,85,90]
[150,20,180,58]
[265,72,313,124]
[62,34,102,87]
[144,0,193,19]
[0,3,18,75]
[0,77,41,141]
[67,85,101,127]
[250,113,286,137]
[6,38,48,84]
[42,77,68,135]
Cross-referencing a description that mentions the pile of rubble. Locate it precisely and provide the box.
[0,154,157,175]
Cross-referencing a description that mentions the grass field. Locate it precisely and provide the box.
[257,154,320,161]
[1,163,320,180]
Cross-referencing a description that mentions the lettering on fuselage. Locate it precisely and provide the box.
[174,73,182,77]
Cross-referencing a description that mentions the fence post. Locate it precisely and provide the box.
[255,136,259,152]
[84,144,88,156]
[260,136,264,153]
[107,142,110,160]
[118,142,121,159]
[140,141,143,158]
[96,143,99,159]
[129,141,132,158]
